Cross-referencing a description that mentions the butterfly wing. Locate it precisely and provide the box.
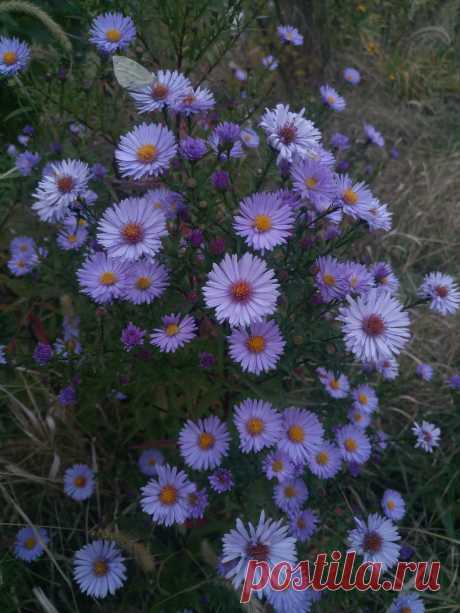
[113,56,153,92]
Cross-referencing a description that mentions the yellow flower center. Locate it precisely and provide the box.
[105,28,122,42]
[198,432,215,450]
[316,451,329,465]
[99,271,117,286]
[330,378,340,390]
[24,537,36,550]
[165,323,179,337]
[74,475,87,488]
[3,51,17,65]
[288,424,304,443]
[246,418,265,435]
[159,485,177,505]
[93,559,109,576]
[231,280,251,302]
[343,188,358,205]
[121,222,144,244]
[326,95,336,105]
[323,273,336,286]
[253,214,272,233]
[358,393,368,405]
[67,233,78,243]
[284,485,296,498]
[387,500,396,511]
[136,276,152,290]
[137,144,158,163]
[272,459,284,472]
[344,438,358,452]
[246,335,266,353]
[305,176,318,188]
[353,412,362,422]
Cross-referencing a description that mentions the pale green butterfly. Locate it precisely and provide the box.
[112,55,153,92]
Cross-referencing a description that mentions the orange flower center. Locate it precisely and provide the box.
[316,451,329,465]
[151,82,169,99]
[198,432,215,450]
[344,438,358,452]
[246,335,266,353]
[57,175,75,193]
[326,95,336,105]
[246,542,269,561]
[159,485,177,505]
[3,51,17,65]
[272,459,284,472]
[297,518,306,529]
[358,393,368,405]
[67,233,78,243]
[435,285,448,298]
[288,424,304,443]
[99,271,117,286]
[182,94,196,105]
[105,28,122,42]
[24,537,36,550]
[284,485,296,498]
[93,559,109,576]
[362,314,385,337]
[231,280,251,302]
[343,188,358,205]
[165,323,179,337]
[330,378,340,390]
[363,531,383,553]
[74,475,87,488]
[323,273,336,286]
[278,125,297,145]
[121,222,144,244]
[136,276,152,290]
[246,417,265,435]
[387,500,396,510]
[137,144,158,163]
[253,214,272,233]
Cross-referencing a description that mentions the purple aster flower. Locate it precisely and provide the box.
[335,174,374,221]
[150,313,196,352]
[338,288,411,363]
[33,342,53,366]
[233,399,282,453]
[209,468,234,493]
[447,374,460,390]
[172,85,215,115]
[97,197,167,261]
[54,337,81,360]
[343,67,361,84]
[418,272,460,315]
[234,189,296,251]
[389,592,425,613]
[211,169,231,191]
[390,146,400,160]
[32,159,90,223]
[124,260,169,304]
[352,384,378,413]
[74,540,127,598]
[7,143,17,157]
[362,199,393,232]
[186,486,209,519]
[307,441,342,479]
[203,253,279,327]
[179,415,230,470]
[89,12,136,54]
[129,69,191,113]
[144,187,185,219]
[336,424,371,464]
[15,151,40,176]
[266,573,316,612]
[10,236,36,257]
[364,123,385,147]
[412,421,440,453]
[63,464,95,501]
[0,346,7,365]
[416,363,433,381]
[347,513,400,571]
[0,36,30,76]
[199,351,216,369]
[348,405,371,429]
[342,261,374,296]
[274,478,308,513]
[7,252,38,276]
[228,319,285,375]
[77,252,129,304]
[138,448,165,477]
[278,407,324,463]
[213,121,241,147]
[141,464,194,526]
[290,158,336,211]
[319,369,350,399]
[370,261,400,294]
[320,84,346,111]
[375,357,400,380]
[121,322,145,351]
[260,104,321,163]
[376,429,389,450]
[115,123,177,180]
[58,384,76,407]
[314,256,348,302]
[180,136,208,161]
[330,131,350,151]
[289,509,318,542]
[14,526,48,562]
[382,489,406,521]
[90,163,107,179]
[221,510,297,597]
[262,450,295,482]
[241,128,260,148]
[277,25,303,46]
[261,54,278,70]
[57,220,88,251]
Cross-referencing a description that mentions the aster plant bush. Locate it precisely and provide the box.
[0,1,459,611]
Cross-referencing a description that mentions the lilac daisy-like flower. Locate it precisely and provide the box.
[228,319,285,375]
[412,421,441,453]
[32,159,90,223]
[14,526,48,562]
[375,357,400,380]
[274,478,308,514]
[124,260,169,304]
[343,261,374,296]
[259,104,321,163]
[364,123,385,147]
[33,342,53,366]
[203,253,279,327]
[371,261,400,294]
[233,192,295,252]
[241,128,260,148]
[447,374,460,390]
[150,313,196,352]
[382,489,406,521]
[120,322,145,351]
[290,157,336,210]
[180,136,208,161]
[347,513,400,571]
[74,540,127,598]
[314,256,348,302]
[335,174,373,221]
[320,84,346,111]
[129,69,191,113]
[307,441,342,479]
[179,416,230,470]
[0,36,30,76]
[289,509,318,542]
[277,25,303,46]
[320,369,350,399]
[209,468,234,493]
[338,288,411,363]
[172,85,215,115]
[267,574,316,613]
[138,448,164,477]
[115,123,176,180]
[261,54,278,70]
[418,272,460,315]
[16,151,40,176]
[389,592,425,613]
[57,222,88,250]
[10,236,36,257]
[262,450,295,483]
[352,384,378,413]
[362,199,393,232]
[233,399,282,453]
[336,424,371,464]
[141,464,194,526]
[8,252,38,276]
[77,252,129,304]
[221,510,297,597]
[0,345,7,365]
[89,12,136,54]
[416,363,433,381]
[348,405,371,429]
[144,187,185,219]
[97,197,167,261]
[343,67,361,84]
[278,407,324,463]
[63,464,95,501]
[186,486,209,519]
[330,131,350,151]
